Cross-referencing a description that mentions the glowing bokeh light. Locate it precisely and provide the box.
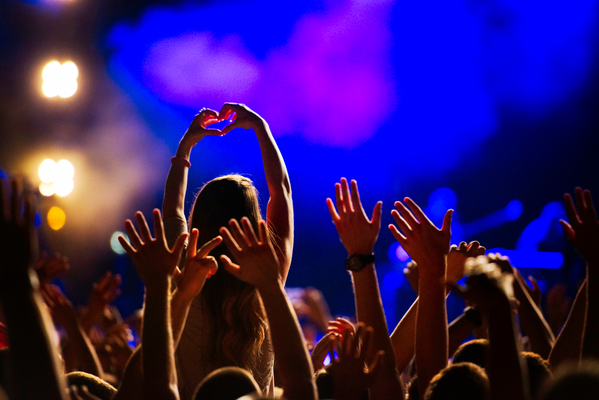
[53,178,74,197]
[42,61,79,98]
[110,231,128,255]
[39,182,55,196]
[47,207,66,230]
[38,159,57,183]
[56,159,75,179]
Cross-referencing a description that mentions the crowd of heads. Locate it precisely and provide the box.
[1,104,598,400]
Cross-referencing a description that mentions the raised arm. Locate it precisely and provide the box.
[41,284,104,379]
[162,109,221,221]
[390,242,484,373]
[389,197,452,399]
[118,210,188,400]
[560,187,599,359]
[220,218,315,400]
[326,178,403,399]
[219,103,293,280]
[450,256,530,400]
[0,178,67,400]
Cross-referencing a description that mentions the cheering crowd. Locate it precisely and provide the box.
[0,104,597,400]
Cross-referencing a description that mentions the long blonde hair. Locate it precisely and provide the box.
[188,175,269,388]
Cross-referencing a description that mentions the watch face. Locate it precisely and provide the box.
[348,256,362,271]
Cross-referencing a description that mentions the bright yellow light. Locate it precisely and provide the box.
[47,207,66,230]
[56,159,75,179]
[39,159,57,183]
[39,182,55,197]
[53,178,74,197]
[110,231,128,255]
[42,61,79,98]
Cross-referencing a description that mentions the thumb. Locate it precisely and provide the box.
[371,201,383,229]
[220,254,241,278]
[442,209,454,236]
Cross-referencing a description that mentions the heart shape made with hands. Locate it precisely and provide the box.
[200,108,237,131]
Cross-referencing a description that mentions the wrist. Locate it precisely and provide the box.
[176,138,195,159]
[145,279,171,295]
[256,279,284,298]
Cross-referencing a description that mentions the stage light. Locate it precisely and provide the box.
[54,177,74,197]
[47,206,66,230]
[38,158,75,197]
[110,231,128,255]
[56,159,74,179]
[39,159,57,183]
[42,61,79,98]
[39,182,55,196]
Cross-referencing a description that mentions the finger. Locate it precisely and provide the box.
[241,217,259,246]
[135,212,153,242]
[118,236,136,257]
[342,328,354,359]
[390,209,411,236]
[389,224,407,243]
[173,267,182,286]
[188,228,199,258]
[221,120,242,135]
[220,227,242,254]
[367,351,385,383]
[404,197,428,224]
[258,220,269,245]
[371,201,383,229]
[152,209,165,243]
[468,241,480,255]
[560,220,576,241]
[96,271,112,291]
[360,326,374,363]
[442,209,454,235]
[171,232,189,260]
[350,180,362,215]
[219,103,239,121]
[197,234,223,258]
[353,323,364,358]
[394,200,418,226]
[341,178,353,213]
[583,189,597,222]
[124,219,143,249]
[458,242,468,252]
[563,193,580,228]
[335,182,344,215]
[220,254,241,277]
[228,219,249,248]
[326,198,341,223]
[477,246,486,256]
[103,274,121,296]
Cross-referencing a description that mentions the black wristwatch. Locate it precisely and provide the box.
[345,254,375,272]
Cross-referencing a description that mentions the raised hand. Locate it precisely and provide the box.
[219,217,280,290]
[448,256,515,312]
[327,317,356,340]
[174,228,221,299]
[181,108,223,144]
[447,241,486,284]
[389,197,452,271]
[311,332,337,371]
[326,178,382,256]
[329,324,384,400]
[81,272,121,333]
[41,284,78,329]
[0,178,38,274]
[561,187,599,265]
[218,103,266,135]
[118,209,187,288]
[35,252,70,285]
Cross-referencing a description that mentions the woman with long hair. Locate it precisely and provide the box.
[162,103,293,399]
